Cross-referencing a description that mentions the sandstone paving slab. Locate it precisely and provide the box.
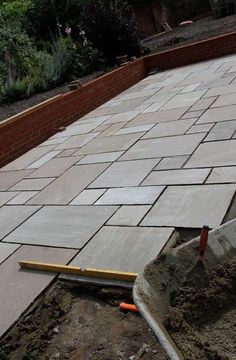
[26,156,82,178]
[181,110,204,119]
[154,156,189,170]
[127,107,189,127]
[38,136,70,147]
[0,245,76,337]
[0,146,55,171]
[10,178,55,191]
[0,192,19,206]
[55,132,99,150]
[63,226,174,273]
[160,90,206,110]
[72,115,111,126]
[107,205,151,226]
[4,206,117,249]
[105,97,149,114]
[0,170,33,191]
[78,152,123,164]
[98,123,126,137]
[0,243,19,264]
[95,186,165,205]
[103,110,140,125]
[55,149,78,157]
[210,93,236,108]
[120,133,205,161]
[69,189,106,205]
[190,96,217,111]
[142,168,210,186]
[185,140,236,168]
[27,150,61,169]
[203,83,236,97]
[0,205,40,240]
[197,105,236,124]
[28,164,109,205]
[7,191,38,205]
[142,118,195,139]
[52,122,100,138]
[90,159,158,188]
[75,132,144,156]
[115,124,155,135]
[186,123,214,134]
[204,130,234,142]
[142,102,166,113]
[207,167,236,183]
[141,185,236,228]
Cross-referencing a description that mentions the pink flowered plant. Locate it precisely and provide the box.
[65,26,72,35]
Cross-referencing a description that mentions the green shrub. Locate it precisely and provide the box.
[0,77,33,104]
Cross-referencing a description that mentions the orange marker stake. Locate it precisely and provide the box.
[119,303,138,312]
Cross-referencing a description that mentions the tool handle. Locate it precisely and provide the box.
[198,225,209,261]
[119,303,138,312]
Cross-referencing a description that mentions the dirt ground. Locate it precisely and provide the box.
[0,282,167,360]
[142,14,236,53]
[164,257,236,360]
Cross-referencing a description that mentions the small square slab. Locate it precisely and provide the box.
[154,156,189,170]
[95,186,165,205]
[142,119,195,139]
[4,206,118,249]
[141,185,236,228]
[64,226,174,273]
[107,205,151,226]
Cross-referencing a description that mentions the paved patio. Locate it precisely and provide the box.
[1,54,236,336]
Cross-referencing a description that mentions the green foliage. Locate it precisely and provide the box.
[81,0,141,60]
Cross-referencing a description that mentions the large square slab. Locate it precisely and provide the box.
[4,206,117,249]
[90,159,158,188]
[120,133,204,161]
[141,185,236,228]
[75,133,144,156]
[142,119,195,139]
[185,140,236,168]
[64,226,174,273]
[28,164,109,205]
[0,205,40,240]
[0,245,76,337]
[95,186,165,205]
[160,90,206,110]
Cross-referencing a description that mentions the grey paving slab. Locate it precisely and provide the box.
[69,189,106,205]
[81,108,111,118]
[78,152,123,164]
[0,205,40,240]
[107,205,151,226]
[190,96,217,111]
[99,123,126,137]
[120,133,205,161]
[154,156,189,170]
[7,191,38,204]
[90,159,158,188]
[0,243,19,264]
[55,132,99,150]
[185,140,236,168]
[115,124,155,135]
[0,192,19,206]
[186,123,214,134]
[95,186,165,205]
[142,119,195,139]
[103,110,140,125]
[207,167,236,183]
[10,177,55,191]
[127,107,189,127]
[65,226,174,273]
[27,150,61,169]
[181,110,204,119]
[106,97,149,114]
[52,122,100,138]
[211,93,236,108]
[55,149,78,157]
[203,83,236,97]
[38,136,70,147]
[142,102,166,113]
[141,185,236,228]
[26,156,81,178]
[204,130,234,141]
[0,146,55,171]
[0,245,76,337]
[72,115,111,126]
[160,90,206,110]
[4,206,117,249]
[75,133,144,156]
[142,168,210,186]
[0,170,33,191]
[28,164,109,205]
[197,105,236,124]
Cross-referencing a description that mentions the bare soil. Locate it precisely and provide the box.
[143,14,236,53]
[0,282,167,360]
[164,257,236,360]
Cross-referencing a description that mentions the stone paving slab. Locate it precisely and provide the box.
[7,191,38,205]
[207,167,236,183]
[0,170,33,191]
[0,243,20,264]
[10,178,55,191]
[197,104,236,124]
[107,205,151,226]
[0,192,19,206]
[64,226,174,273]
[141,185,236,228]
[4,206,117,249]
[0,245,76,337]
[154,156,189,170]
[142,118,195,139]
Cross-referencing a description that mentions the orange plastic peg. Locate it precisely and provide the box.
[119,302,138,312]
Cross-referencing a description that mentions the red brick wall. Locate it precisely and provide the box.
[1,32,236,168]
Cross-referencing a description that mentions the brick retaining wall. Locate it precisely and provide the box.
[1,32,236,168]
